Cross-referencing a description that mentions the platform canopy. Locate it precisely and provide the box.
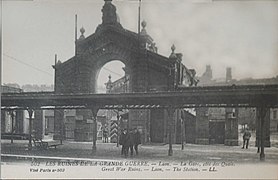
[1,85,278,110]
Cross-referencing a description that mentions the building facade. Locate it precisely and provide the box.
[1,85,26,137]
[194,66,278,146]
[51,0,197,144]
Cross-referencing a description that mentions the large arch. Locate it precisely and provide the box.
[96,60,126,93]
[53,0,193,143]
[54,0,195,95]
[86,44,134,93]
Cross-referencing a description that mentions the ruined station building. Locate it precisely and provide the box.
[52,0,197,143]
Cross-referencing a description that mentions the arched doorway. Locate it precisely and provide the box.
[95,60,129,143]
[96,60,126,93]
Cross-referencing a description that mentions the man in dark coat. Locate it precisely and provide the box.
[119,129,126,156]
[102,124,108,143]
[128,129,134,156]
[119,129,130,157]
[242,128,251,149]
[133,128,141,155]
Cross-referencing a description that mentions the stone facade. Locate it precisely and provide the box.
[194,66,278,146]
[224,108,239,146]
[176,110,196,144]
[195,108,210,145]
[1,85,25,136]
[195,107,238,146]
[256,108,271,147]
[52,0,195,143]
[270,109,278,132]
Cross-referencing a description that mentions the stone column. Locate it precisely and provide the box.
[54,110,64,140]
[163,110,167,143]
[91,107,99,152]
[195,108,209,144]
[8,111,15,144]
[256,108,271,147]
[175,110,182,144]
[27,109,34,150]
[34,110,45,139]
[129,109,150,144]
[1,110,6,133]
[224,108,239,146]
[116,111,120,147]
[166,107,176,156]
[16,110,24,134]
[256,107,269,161]
[181,117,185,150]
[145,110,151,143]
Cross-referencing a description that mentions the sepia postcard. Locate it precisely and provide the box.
[1,0,278,179]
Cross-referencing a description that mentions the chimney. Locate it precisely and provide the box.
[226,67,232,82]
[205,65,212,80]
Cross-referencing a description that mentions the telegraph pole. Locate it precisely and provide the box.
[138,0,142,35]
[75,14,78,56]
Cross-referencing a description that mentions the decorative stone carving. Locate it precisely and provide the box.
[95,0,122,33]
[169,44,177,59]
[140,20,157,53]
[79,27,85,40]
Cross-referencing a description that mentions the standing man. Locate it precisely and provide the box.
[119,129,128,157]
[242,128,251,149]
[128,129,134,156]
[102,124,108,143]
[133,128,141,155]
[119,129,124,155]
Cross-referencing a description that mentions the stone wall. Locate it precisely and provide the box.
[195,108,209,144]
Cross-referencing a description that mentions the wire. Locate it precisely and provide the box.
[4,53,124,78]
[3,53,53,76]
[102,67,123,77]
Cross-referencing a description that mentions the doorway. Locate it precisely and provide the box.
[209,120,225,144]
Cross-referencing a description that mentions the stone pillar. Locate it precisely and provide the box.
[16,110,24,134]
[27,109,34,150]
[181,118,185,150]
[9,111,15,144]
[256,107,269,161]
[54,110,64,140]
[34,110,45,139]
[163,109,177,144]
[91,107,99,152]
[116,111,121,147]
[145,110,151,143]
[256,108,271,147]
[128,109,150,144]
[74,109,94,142]
[1,110,6,133]
[166,108,176,156]
[175,109,182,144]
[195,108,209,144]
[224,108,239,146]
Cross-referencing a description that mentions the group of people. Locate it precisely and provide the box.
[119,128,141,157]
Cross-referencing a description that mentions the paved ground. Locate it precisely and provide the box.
[1,138,278,164]
[2,133,278,179]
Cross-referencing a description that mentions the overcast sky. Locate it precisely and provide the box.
[2,0,278,87]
